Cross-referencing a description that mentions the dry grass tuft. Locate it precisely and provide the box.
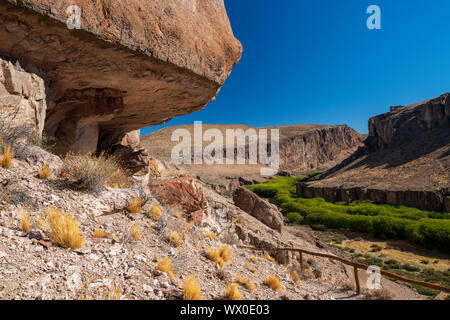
[130,222,141,241]
[183,276,202,300]
[104,286,122,300]
[224,283,242,300]
[45,208,85,249]
[21,207,30,233]
[150,205,163,221]
[0,144,13,169]
[173,211,182,219]
[250,255,259,263]
[290,270,301,286]
[264,275,282,291]
[127,197,142,214]
[236,273,256,292]
[220,245,232,262]
[38,162,51,179]
[205,245,232,267]
[263,254,276,263]
[204,232,217,240]
[157,257,174,279]
[62,153,131,193]
[93,228,104,238]
[36,215,44,230]
[244,263,258,274]
[93,227,115,240]
[167,230,182,247]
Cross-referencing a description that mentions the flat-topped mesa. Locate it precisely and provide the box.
[0,0,242,154]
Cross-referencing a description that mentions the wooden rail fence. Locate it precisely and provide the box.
[238,245,450,295]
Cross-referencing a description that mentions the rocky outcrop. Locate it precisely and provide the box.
[0,0,242,154]
[0,58,46,138]
[297,183,448,212]
[278,125,365,174]
[298,94,450,212]
[233,187,284,232]
[367,94,450,152]
[149,177,207,214]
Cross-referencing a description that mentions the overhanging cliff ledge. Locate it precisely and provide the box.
[0,0,242,154]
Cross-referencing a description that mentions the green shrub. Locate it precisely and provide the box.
[247,177,450,254]
[286,212,304,224]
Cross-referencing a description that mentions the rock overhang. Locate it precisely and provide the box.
[0,0,242,153]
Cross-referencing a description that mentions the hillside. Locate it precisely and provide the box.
[298,93,450,212]
[0,146,424,300]
[142,124,365,194]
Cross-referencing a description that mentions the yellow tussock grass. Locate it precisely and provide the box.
[244,263,258,274]
[205,245,232,267]
[151,205,162,221]
[183,276,202,300]
[36,215,44,230]
[167,230,182,247]
[21,207,30,233]
[130,222,141,241]
[224,283,242,300]
[104,286,122,300]
[290,270,301,285]
[204,232,217,240]
[263,254,275,263]
[236,273,256,292]
[0,144,13,169]
[264,275,282,291]
[157,257,174,279]
[127,197,142,214]
[220,245,231,262]
[45,208,85,249]
[93,228,104,238]
[249,255,259,263]
[38,162,51,179]
[173,211,182,219]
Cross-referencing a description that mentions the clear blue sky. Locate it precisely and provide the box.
[142,0,450,135]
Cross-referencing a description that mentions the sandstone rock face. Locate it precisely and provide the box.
[278,125,365,175]
[298,94,450,212]
[0,0,242,154]
[0,57,46,138]
[149,177,207,214]
[233,187,284,232]
[367,93,450,151]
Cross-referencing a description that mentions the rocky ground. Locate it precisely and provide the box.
[0,146,425,300]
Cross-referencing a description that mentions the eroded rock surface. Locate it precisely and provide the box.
[0,0,242,154]
[233,187,284,232]
[298,94,450,212]
[0,57,46,137]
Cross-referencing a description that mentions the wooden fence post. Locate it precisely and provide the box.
[299,252,304,274]
[354,266,361,295]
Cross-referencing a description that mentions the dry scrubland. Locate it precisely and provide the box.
[0,140,427,300]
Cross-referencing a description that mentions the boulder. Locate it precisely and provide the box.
[0,58,46,139]
[21,145,63,172]
[0,0,242,154]
[233,187,284,232]
[149,177,207,214]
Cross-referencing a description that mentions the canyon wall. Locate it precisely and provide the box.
[298,94,450,212]
[278,125,365,175]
